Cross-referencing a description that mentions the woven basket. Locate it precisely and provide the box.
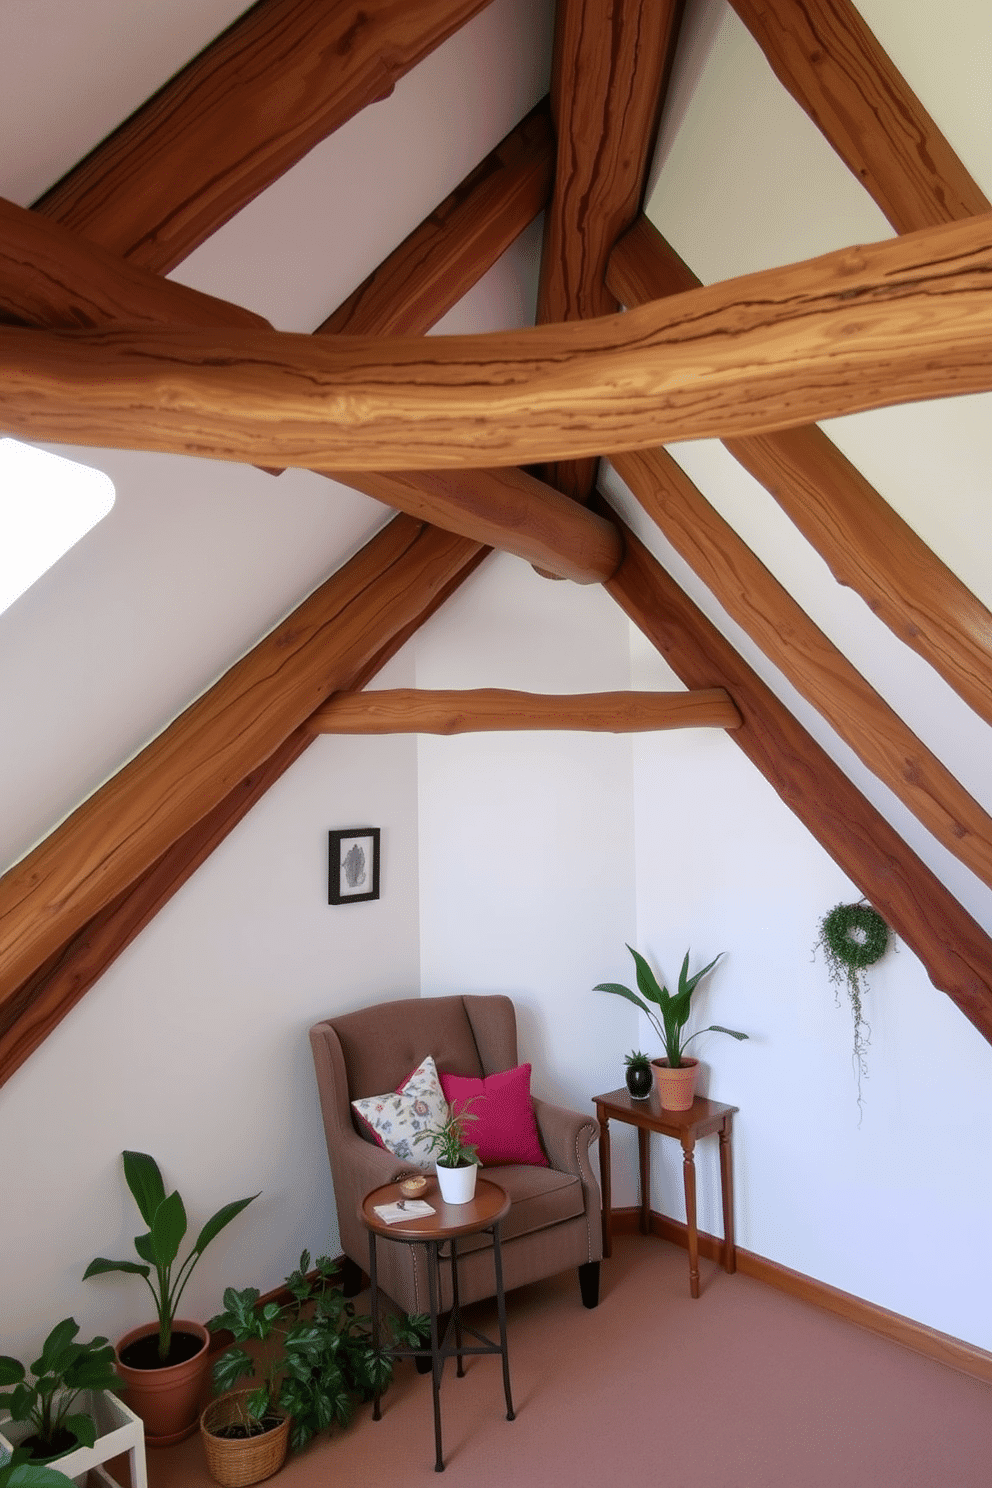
[200,1391,290,1487]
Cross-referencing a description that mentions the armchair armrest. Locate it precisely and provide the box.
[532,1097,599,1182]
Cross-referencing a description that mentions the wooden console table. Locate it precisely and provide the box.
[593,1087,738,1299]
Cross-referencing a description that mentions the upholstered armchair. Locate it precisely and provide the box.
[309,994,602,1314]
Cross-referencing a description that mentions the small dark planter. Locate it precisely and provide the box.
[625,1063,652,1098]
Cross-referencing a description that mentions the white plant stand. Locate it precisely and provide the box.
[0,1389,147,1488]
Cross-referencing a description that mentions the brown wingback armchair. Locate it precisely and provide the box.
[309,994,602,1314]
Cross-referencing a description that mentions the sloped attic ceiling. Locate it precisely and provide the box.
[0,0,990,1083]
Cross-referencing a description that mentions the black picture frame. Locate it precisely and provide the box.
[328,827,380,904]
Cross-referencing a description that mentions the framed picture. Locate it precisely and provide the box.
[328,827,380,904]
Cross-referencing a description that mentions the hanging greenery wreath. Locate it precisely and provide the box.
[813,901,889,1114]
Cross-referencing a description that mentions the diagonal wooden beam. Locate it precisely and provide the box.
[4,212,990,469]
[599,504,992,1047]
[727,0,990,235]
[32,0,496,273]
[0,539,488,1090]
[607,216,992,730]
[0,517,483,1007]
[612,444,992,891]
[317,98,555,337]
[310,686,741,733]
[535,0,685,500]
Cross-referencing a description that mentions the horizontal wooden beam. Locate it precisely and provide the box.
[338,467,622,583]
[607,216,992,731]
[0,540,489,1090]
[535,0,684,500]
[613,445,992,891]
[317,98,555,338]
[4,213,989,469]
[32,0,494,272]
[0,517,483,1007]
[728,0,990,234]
[310,687,741,734]
[599,502,992,1047]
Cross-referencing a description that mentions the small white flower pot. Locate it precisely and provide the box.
[435,1160,478,1204]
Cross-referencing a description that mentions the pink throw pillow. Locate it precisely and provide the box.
[439,1063,547,1167]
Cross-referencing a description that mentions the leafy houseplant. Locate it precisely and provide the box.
[0,1455,78,1488]
[415,1099,479,1203]
[596,947,747,1110]
[813,901,890,1114]
[0,1319,117,1463]
[84,1150,258,1366]
[203,1252,427,1483]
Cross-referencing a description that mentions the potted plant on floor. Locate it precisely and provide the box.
[596,947,748,1110]
[84,1151,258,1446]
[415,1098,479,1204]
[0,1318,117,1465]
[201,1252,426,1486]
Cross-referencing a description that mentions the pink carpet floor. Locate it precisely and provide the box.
[146,1233,992,1488]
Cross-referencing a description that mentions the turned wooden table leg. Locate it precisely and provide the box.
[638,1125,650,1235]
[719,1117,737,1274]
[597,1108,613,1259]
[681,1131,700,1299]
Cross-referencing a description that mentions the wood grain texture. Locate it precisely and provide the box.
[0,195,269,332]
[32,0,494,272]
[728,0,990,234]
[338,466,622,582]
[310,687,741,734]
[613,445,992,890]
[4,213,989,468]
[0,517,483,1007]
[608,215,992,729]
[317,99,555,337]
[0,540,489,1089]
[536,0,685,500]
[601,506,992,1046]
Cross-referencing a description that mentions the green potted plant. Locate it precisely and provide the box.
[0,1453,78,1488]
[596,946,747,1110]
[201,1252,426,1486]
[623,1050,653,1099]
[415,1099,479,1204]
[0,1319,117,1465]
[83,1150,258,1446]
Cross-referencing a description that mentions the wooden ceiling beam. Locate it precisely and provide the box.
[607,216,992,730]
[310,686,740,734]
[0,541,488,1090]
[4,212,990,468]
[317,97,555,337]
[0,517,483,1007]
[613,445,992,891]
[535,0,685,500]
[600,505,992,1047]
[727,0,990,234]
[32,0,496,273]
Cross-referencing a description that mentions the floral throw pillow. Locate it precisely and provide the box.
[351,1054,448,1170]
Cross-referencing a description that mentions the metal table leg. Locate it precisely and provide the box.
[491,1221,515,1422]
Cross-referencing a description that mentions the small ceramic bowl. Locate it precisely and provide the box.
[399,1175,428,1199]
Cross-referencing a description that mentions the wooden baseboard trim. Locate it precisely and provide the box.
[610,1208,992,1385]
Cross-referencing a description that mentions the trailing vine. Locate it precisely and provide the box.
[813,901,890,1117]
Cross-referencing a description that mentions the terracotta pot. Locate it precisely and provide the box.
[435,1160,478,1204]
[115,1319,211,1447]
[200,1391,290,1487]
[650,1057,699,1112]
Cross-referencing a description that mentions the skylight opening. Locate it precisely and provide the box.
[0,438,116,615]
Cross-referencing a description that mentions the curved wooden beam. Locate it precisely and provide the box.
[535,0,684,500]
[0,518,483,1007]
[310,687,741,734]
[2,213,990,469]
[607,216,992,730]
[601,504,992,1047]
[613,444,992,891]
[33,0,494,272]
[727,0,990,234]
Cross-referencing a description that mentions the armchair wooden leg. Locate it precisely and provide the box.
[337,1254,365,1297]
[578,1261,600,1309]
